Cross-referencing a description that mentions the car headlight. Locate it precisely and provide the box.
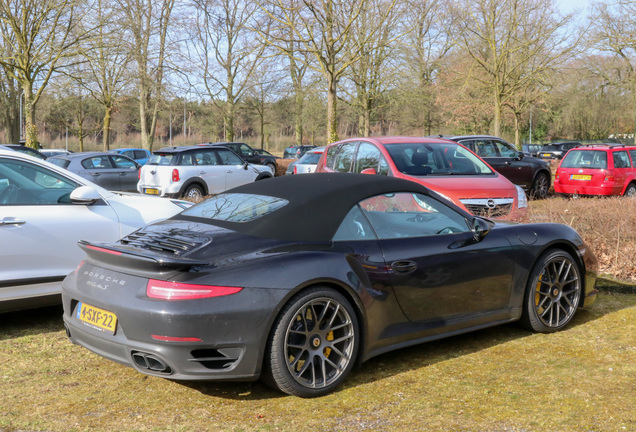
[516,185,528,208]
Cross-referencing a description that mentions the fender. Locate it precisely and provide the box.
[178,177,208,196]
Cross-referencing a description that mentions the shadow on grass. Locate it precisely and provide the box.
[0,304,64,341]
[181,291,635,400]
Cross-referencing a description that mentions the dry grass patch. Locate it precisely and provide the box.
[526,196,636,283]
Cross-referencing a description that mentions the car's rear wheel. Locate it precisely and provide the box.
[263,287,359,397]
[182,184,204,201]
[520,249,582,333]
[530,172,549,199]
[266,162,276,175]
[624,183,636,197]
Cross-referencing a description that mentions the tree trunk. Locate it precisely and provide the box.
[295,90,304,146]
[102,106,113,151]
[327,74,338,143]
[23,85,38,149]
[493,90,502,137]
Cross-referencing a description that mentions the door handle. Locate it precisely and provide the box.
[391,260,417,273]
[0,218,26,225]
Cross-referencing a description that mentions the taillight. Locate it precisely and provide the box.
[172,169,180,182]
[85,245,122,255]
[293,165,297,174]
[146,279,242,300]
[604,170,614,182]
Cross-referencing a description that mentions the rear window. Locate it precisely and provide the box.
[47,158,70,169]
[561,150,607,169]
[540,145,560,151]
[182,193,288,223]
[148,153,176,165]
[297,151,323,164]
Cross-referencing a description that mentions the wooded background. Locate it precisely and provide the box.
[0,0,634,153]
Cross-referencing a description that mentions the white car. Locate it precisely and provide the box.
[138,145,273,200]
[0,149,192,312]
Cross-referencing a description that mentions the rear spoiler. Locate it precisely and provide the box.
[78,240,209,272]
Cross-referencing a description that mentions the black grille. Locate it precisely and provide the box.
[464,203,512,218]
[189,348,242,370]
[120,228,210,256]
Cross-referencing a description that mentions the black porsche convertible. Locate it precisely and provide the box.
[61,173,598,397]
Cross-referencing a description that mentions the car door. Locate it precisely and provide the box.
[186,149,227,194]
[81,155,121,190]
[0,156,120,303]
[358,192,515,323]
[109,154,140,192]
[217,148,255,190]
[612,150,631,194]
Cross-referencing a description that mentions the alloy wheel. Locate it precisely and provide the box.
[283,297,356,390]
[532,255,581,329]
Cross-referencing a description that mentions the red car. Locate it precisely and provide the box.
[315,137,527,218]
[554,145,636,197]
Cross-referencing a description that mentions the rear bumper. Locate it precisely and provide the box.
[554,183,616,196]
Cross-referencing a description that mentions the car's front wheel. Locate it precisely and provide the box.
[263,287,359,397]
[520,249,582,333]
[530,172,549,199]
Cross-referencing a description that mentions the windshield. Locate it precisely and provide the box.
[384,142,494,176]
[561,150,607,169]
[182,193,288,223]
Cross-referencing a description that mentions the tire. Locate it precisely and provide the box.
[624,183,636,198]
[530,172,549,200]
[520,249,582,333]
[182,184,204,201]
[266,162,276,175]
[263,287,359,397]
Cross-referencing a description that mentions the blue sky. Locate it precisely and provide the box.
[557,0,592,15]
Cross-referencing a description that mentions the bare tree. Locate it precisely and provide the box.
[263,0,397,143]
[117,0,175,151]
[344,0,403,136]
[455,0,577,138]
[78,0,132,150]
[187,0,266,142]
[590,0,636,140]
[0,0,92,148]
[397,0,455,135]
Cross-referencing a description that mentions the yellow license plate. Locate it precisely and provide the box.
[76,302,117,334]
[542,153,551,157]
[571,174,591,181]
[144,188,159,195]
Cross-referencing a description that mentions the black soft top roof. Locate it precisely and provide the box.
[179,173,436,242]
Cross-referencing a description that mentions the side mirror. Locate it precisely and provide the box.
[70,185,102,205]
[360,168,377,175]
[472,217,491,241]
[243,161,249,170]
[517,151,525,160]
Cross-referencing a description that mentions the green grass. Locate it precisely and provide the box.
[1,291,635,432]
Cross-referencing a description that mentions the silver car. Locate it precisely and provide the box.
[287,146,325,174]
[48,151,141,192]
[0,149,191,312]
